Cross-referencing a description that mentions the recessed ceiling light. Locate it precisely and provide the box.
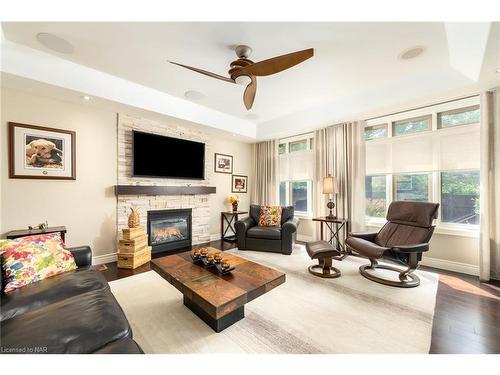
[399,46,425,60]
[36,32,74,54]
[81,95,91,101]
[245,113,259,120]
[184,90,205,101]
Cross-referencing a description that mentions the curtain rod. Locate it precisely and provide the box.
[364,94,480,122]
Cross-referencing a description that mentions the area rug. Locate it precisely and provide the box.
[109,245,439,353]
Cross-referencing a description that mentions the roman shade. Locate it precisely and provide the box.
[279,149,314,181]
[365,124,480,175]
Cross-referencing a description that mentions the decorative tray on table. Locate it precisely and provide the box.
[191,248,235,275]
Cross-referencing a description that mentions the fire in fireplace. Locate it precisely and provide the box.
[147,208,192,253]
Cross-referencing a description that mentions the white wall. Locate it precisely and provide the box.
[1,88,117,256]
[209,137,252,239]
[1,87,253,258]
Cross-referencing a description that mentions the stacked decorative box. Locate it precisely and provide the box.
[117,208,152,269]
[117,225,152,269]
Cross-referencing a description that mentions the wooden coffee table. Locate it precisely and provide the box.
[150,248,285,332]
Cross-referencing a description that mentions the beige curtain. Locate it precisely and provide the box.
[479,90,500,281]
[313,122,366,237]
[251,140,278,205]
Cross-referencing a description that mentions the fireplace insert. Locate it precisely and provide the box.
[147,208,192,254]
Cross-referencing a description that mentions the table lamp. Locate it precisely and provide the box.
[323,174,338,219]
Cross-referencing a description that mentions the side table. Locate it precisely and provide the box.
[221,211,248,242]
[6,226,67,242]
[312,217,349,260]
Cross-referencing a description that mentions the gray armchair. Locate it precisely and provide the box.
[235,205,299,255]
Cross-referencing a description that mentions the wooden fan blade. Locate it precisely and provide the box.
[234,48,313,77]
[243,76,257,110]
[168,61,235,83]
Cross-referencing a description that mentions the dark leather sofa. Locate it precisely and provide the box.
[0,246,143,354]
[235,205,299,255]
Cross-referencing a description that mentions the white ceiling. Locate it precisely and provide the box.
[2,22,499,139]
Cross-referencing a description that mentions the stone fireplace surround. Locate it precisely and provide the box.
[117,114,214,250]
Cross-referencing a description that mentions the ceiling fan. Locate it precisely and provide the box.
[168,45,314,110]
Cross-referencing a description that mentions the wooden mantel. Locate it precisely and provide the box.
[114,185,216,196]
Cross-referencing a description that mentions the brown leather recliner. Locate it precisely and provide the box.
[346,201,439,288]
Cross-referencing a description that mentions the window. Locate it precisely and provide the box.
[279,134,314,216]
[365,175,387,218]
[393,115,431,136]
[394,173,430,202]
[279,180,312,214]
[364,124,387,140]
[365,97,480,232]
[438,105,480,129]
[289,139,308,152]
[291,181,309,212]
[441,171,480,224]
[278,143,287,155]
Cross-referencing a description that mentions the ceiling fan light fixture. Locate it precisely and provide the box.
[235,75,252,86]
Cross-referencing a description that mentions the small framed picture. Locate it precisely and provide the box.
[9,122,76,180]
[232,175,248,193]
[214,153,233,174]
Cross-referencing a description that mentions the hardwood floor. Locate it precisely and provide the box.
[101,240,500,354]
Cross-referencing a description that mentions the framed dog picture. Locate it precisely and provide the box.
[9,122,76,180]
[232,175,248,193]
[214,153,233,174]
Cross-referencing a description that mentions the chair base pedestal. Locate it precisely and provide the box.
[308,258,341,279]
[359,263,420,288]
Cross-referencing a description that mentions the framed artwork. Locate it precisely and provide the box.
[9,122,76,180]
[214,153,233,174]
[232,175,248,193]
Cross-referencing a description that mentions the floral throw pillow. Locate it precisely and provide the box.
[2,233,77,293]
[258,205,282,227]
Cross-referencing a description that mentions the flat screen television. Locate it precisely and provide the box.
[132,131,205,179]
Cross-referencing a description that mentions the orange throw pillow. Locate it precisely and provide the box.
[258,205,282,227]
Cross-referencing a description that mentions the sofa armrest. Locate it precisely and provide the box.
[392,243,429,253]
[282,216,299,236]
[235,217,255,249]
[281,216,299,255]
[349,232,378,242]
[68,246,92,267]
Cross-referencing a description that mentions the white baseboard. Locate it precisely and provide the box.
[92,252,117,265]
[420,256,479,276]
[297,234,313,242]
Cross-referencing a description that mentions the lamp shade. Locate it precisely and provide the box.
[323,175,339,194]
